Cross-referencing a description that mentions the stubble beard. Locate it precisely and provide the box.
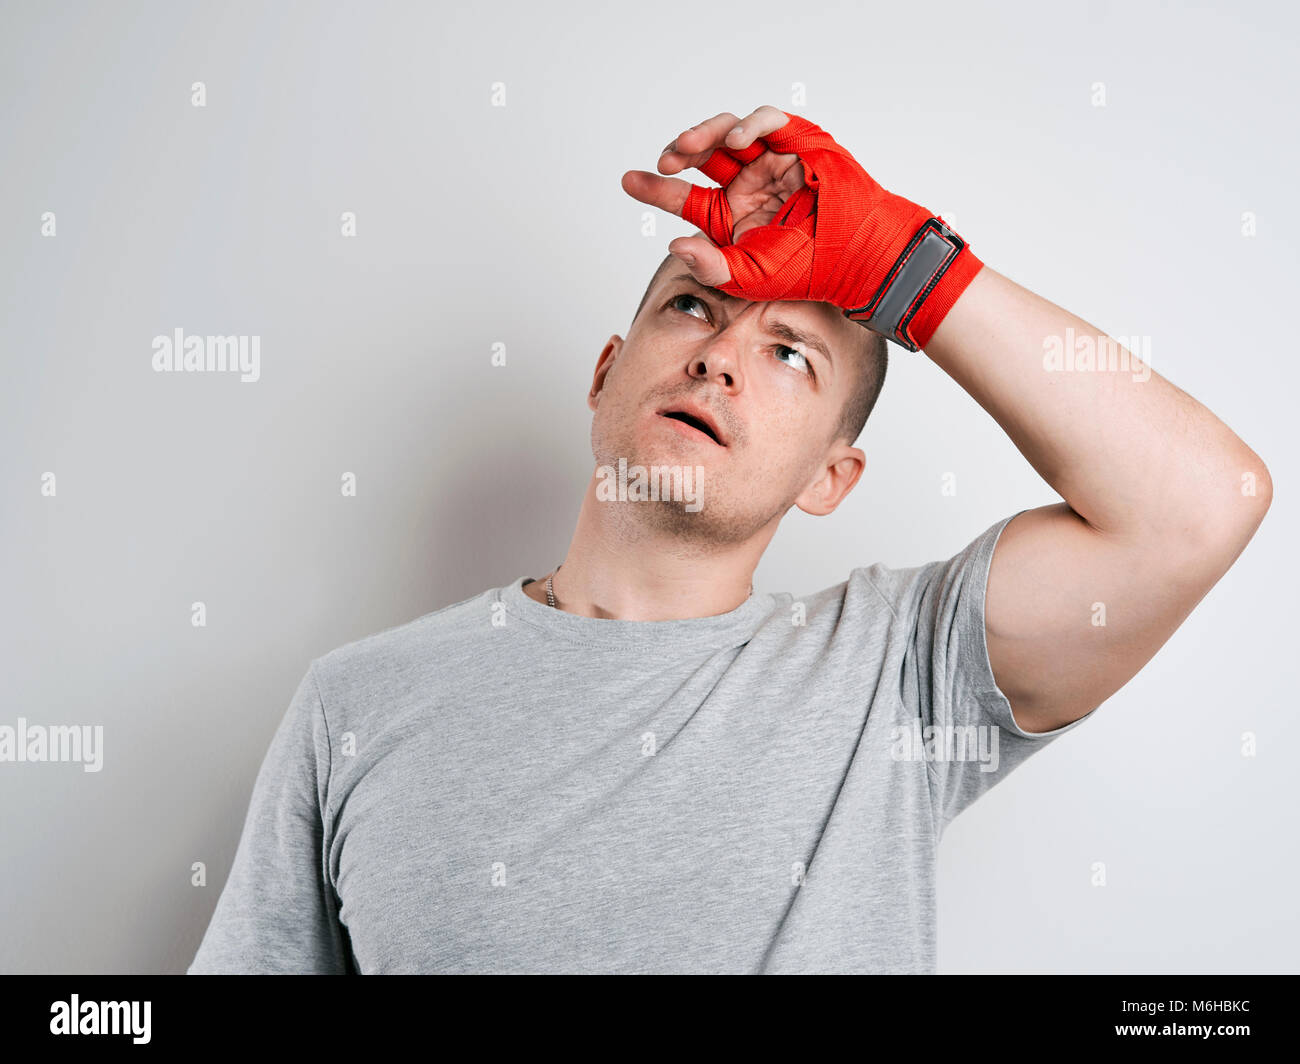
[590,408,783,552]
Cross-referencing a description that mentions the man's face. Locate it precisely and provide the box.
[587,261,867,545]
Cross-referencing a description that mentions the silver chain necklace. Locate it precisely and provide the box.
[544,564,752,610]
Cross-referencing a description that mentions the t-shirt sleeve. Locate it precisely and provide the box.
[187,662,353,974]
[905,511,1098,836]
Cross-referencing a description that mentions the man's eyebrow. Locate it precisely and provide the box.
[763,319,835,369]
[665,272,745,304]
[665,272,835,368]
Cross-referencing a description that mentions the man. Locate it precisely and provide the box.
[188,106,1271,974]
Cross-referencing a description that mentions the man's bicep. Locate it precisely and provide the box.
[984,502,1207,734]
[188,664,351,974]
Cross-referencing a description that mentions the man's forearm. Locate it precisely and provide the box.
[920,265,1271,548]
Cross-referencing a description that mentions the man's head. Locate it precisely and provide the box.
[584,240,888,548]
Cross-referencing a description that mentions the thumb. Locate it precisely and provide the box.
[667,236,731,288]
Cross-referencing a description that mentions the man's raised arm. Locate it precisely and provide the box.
[923,266,1271,733]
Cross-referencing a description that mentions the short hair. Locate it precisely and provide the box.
[630,253,679,333]
[630,253,887,448]
[834,327,888,447]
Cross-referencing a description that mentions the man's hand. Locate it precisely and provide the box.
[620,105,983,351]
[621,106,807,288]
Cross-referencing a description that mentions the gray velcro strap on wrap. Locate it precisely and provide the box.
[844,219,964,352]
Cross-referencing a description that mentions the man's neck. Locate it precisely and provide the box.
[522,475,777,622]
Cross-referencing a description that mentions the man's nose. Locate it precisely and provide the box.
[688,334,745,391]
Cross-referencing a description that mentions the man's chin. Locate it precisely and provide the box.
[595,439,718,474]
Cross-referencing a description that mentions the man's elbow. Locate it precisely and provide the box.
[1222,447,1272,537]
[1183,447,1272,565]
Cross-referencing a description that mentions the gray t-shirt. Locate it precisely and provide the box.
[188,510,1095,974]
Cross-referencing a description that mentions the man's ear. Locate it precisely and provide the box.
[588,335,622,412]
[793,444,866,517]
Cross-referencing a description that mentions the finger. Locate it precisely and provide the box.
[657,131,719,175]
[696,149,741,187]
[622,169,734,246]
[699,139,769,185]
[667,235,732,288]
[680,183,735,246]
[657,137,686,169]
[671,112,741,158]
[659,111,760,178]
[621,169,696,216]
[661,140,767,188]
[722,104,792,151]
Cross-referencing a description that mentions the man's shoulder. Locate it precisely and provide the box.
[309,582,503,692]
[791,559,937,624]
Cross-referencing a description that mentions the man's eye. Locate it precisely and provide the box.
[774,345,813,377]
[669,293,708,319]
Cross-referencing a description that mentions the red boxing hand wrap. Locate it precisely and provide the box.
[679,112,982,352]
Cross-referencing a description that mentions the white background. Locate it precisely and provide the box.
[0,0,1295,973]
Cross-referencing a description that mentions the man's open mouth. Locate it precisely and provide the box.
[657,407,726,446]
